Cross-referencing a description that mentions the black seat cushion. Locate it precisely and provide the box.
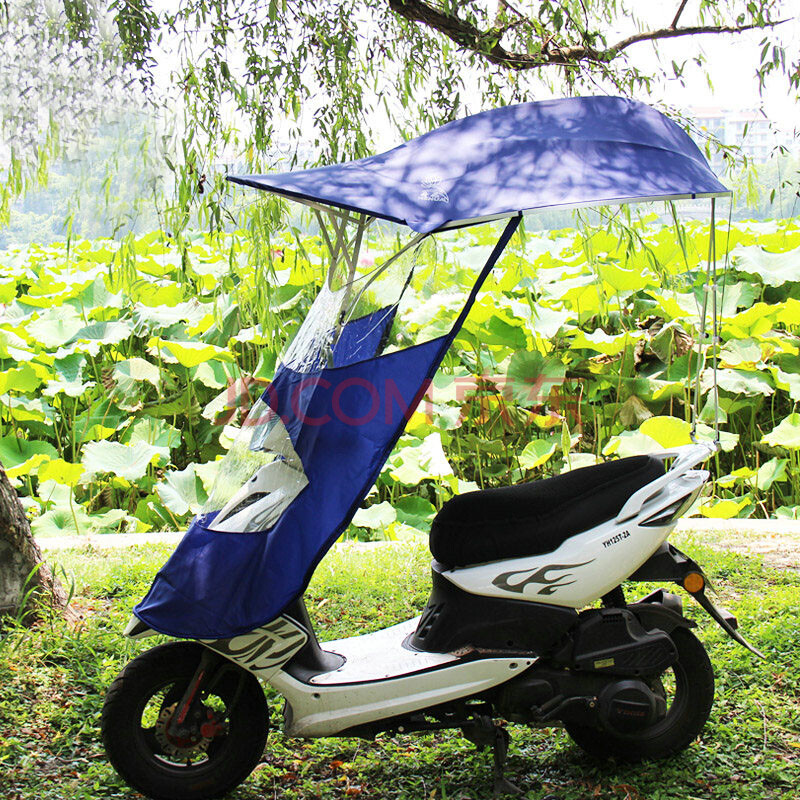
[430,455,664,567]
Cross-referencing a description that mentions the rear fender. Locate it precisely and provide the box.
[627,589,695,633]
[629,543,764,658]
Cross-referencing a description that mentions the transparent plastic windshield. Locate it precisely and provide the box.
[202,213,515,532]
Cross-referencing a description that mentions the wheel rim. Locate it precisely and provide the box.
[135,675,233,770]
[611,659,689,741]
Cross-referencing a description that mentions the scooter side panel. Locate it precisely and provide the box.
[271,656,532,737]
[441,472,706,608]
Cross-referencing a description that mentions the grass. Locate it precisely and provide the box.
[1,535,799,800]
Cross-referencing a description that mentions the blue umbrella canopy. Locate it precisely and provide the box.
[134,99,728,639]
[228,96,729,233]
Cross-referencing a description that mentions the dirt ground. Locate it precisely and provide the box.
[674,518,800,572]
[707,532,800,571]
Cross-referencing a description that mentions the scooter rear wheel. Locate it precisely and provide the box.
[564,627,714,761]
[102,641,269,800]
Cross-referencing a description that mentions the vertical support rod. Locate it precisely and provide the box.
[710,197,720,443]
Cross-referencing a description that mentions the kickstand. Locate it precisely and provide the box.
[492,725,523,798]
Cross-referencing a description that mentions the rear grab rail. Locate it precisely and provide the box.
[615,442,718,524]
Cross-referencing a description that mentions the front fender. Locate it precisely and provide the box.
[123,615,157,639]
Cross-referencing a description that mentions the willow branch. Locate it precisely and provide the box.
[387,1,788,71]
[671,0,690,29]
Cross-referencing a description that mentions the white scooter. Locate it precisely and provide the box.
[103,441,761,799]
[101,97,760,799]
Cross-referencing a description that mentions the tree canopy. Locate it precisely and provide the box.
[1,0,798,233]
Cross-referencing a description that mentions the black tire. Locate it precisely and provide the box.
[564,627,715,762]
[102,641,269,800]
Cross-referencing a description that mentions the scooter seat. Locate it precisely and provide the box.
[430,455,664,567]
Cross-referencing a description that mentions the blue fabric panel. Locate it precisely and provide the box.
[332,306,396,367]
[135,338,447,638]
[228,97,729,233]
[134,217,520,639]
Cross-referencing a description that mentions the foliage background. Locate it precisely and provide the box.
[1,0,799,538]
[1,206,799,539]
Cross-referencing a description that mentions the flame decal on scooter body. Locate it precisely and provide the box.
[492,561,595,595]
[201,617,308,677]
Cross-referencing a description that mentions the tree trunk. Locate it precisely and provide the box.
[0,463,77,623]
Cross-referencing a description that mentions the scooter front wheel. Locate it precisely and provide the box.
[564,627,715,761]
[102,641,269,800]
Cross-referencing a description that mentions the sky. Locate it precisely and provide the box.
[636,16,800,131]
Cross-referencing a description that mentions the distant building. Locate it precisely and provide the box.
[691,106,796,171]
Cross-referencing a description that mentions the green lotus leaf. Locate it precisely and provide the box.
[43,377,95,398]
[31,505,93,538]
[388,433,453,486]
[194,459,221,493]
[505,350,566,406]
[596,260,652,293]
[121,417,181,451]
[82,440,166,481]
[252,350,277,382]
[722,302,777,338]
[1,395,55,425]
[716,466,757,489]
[0,362,43,394]
[35,479,73,508]
[25,308,85,349]
[711,368,774,397]
[0,279,16,303]
[528,305,571,339]
[352,500,397,530]
[570,329,644,356]
[131,281,185,307]
[559,453,601,472]
[37,458,85,486]
[602,430,662,458]
[84,508,136,533]
[518,439,557,469]
[774,505,800,520]
[67,274,124,314]
[53,353,86,382]
[156,464,208,517]
[770,367,800,402]
[5,452,51,478]
[55,321,133,357]
[639,416,692,448]
[110,357,162,408]
[74,398,123,442]
[147,337,235,368]
[733,245,799,287]
[718,281,757,317]
[750,458,788,491]
[698,496,751,519]
[720,338,763,367]
[268,284,303,311]
[192,360,232,389]
[762,414,800,449]
[44,353,93,397]
[0,329,35,361]
[693,423,739,453]
[393,495,436,530]
[132,300,206,333]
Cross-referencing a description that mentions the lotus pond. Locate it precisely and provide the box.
[0,212,799,539]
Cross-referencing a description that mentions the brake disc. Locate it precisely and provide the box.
[154,703,212,760]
